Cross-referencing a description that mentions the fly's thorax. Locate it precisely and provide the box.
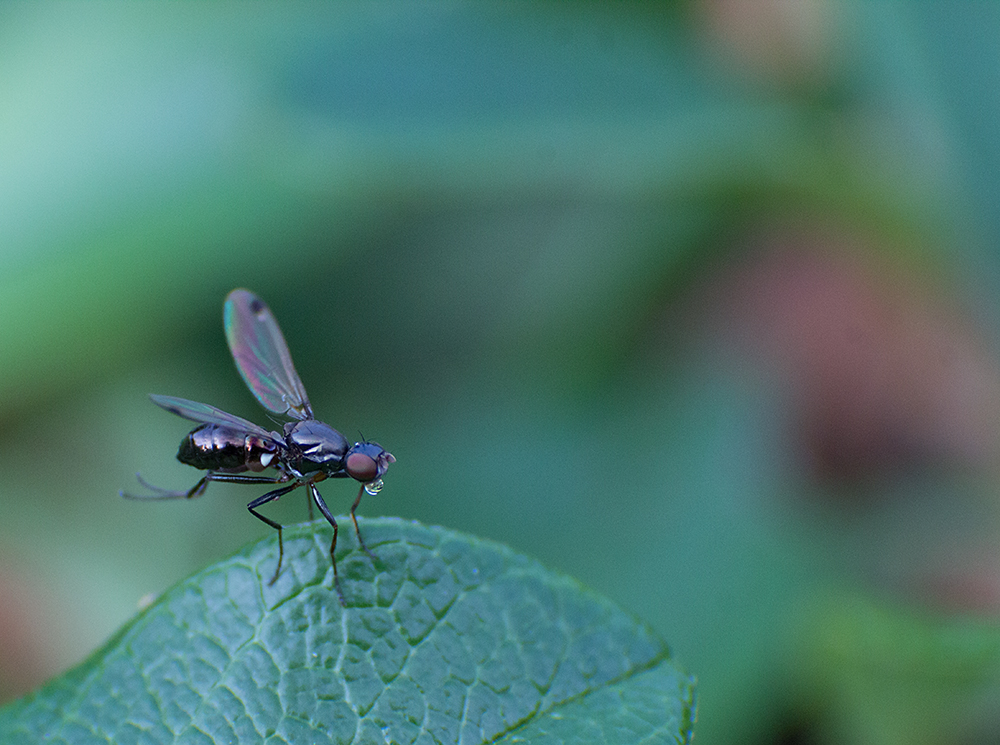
[284,419,349,474]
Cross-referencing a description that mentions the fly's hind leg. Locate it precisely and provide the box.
[121,472,212,500]
[122,470,286,500]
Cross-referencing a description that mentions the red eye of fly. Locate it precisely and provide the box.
[345,452,377,482]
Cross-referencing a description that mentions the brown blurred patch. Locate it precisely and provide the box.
[918,564,1000,615]
[696,0,839,88]
[709,226,1000,482]
[0,565,57,703]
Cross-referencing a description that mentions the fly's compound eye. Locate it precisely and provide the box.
[345,452,378,483]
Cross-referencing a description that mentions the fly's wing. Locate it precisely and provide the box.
[149,394,275,439]
[224,289,314,420]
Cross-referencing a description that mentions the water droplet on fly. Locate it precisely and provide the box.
[364,479,384,496]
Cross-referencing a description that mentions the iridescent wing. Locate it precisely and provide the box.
[224,289,313,420]
[149,394,276,439]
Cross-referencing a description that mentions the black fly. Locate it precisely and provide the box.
[122,289,394,604]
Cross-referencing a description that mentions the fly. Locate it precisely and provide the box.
[122,288,394,605]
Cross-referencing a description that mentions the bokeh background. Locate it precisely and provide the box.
[3,2,1000,743]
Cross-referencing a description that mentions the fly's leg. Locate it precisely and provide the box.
[124,471,297,584]
[208,473,290,485]
[309,484,345,606]
[121,471,287,500]
[121,472,211,500]
[247,482,303,585]
[350,483,378,562]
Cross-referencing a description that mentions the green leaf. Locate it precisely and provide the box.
[0,519,695,744]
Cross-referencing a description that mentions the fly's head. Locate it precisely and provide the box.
[345,442,395,494]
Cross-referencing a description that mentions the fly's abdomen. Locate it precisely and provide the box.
[177,424,280,473]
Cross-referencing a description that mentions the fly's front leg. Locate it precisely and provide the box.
[247,481,303,585]
[350,484,378,562]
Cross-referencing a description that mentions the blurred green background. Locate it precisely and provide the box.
[4,2,1000,743]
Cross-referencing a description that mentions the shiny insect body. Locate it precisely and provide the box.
[123,289,394,603]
